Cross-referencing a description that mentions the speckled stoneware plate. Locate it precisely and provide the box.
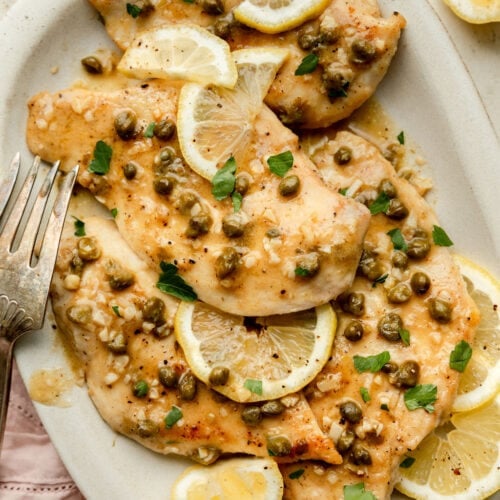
[0,0,498,498]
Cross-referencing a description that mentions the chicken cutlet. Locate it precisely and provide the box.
[280,131,479,498]
[26,81,370,317]
[51,216,342,465]
[88,0,405,128]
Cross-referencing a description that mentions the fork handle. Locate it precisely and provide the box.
[0,337,14,452]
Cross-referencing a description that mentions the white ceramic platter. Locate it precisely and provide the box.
[0,0,498,498]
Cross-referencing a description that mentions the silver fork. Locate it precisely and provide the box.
[0,153,78,450]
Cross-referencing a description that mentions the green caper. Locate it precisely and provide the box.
[241,406,262,426]
[392,360,420,388]
[350,443,372,465]
[154,146,177,175]
[114,109,137,140]
[295,252,320,278]
[66,304,92,325]
[261,400,285,416]
[266,435,292,456]
[428,297,453,323]
[378,312,403,341]
[336,430,355,454]
[350,39,377,64]
[133,380,149,398]
[215,247,239,279]
[77,236,101,261]
[392,250,408,269]
[343,320,364,341]
[81,55,103,74]
[266,228,281,238]
[106,333,128,354]
[234,173,250,195]
[334,146,352,165]
[411,272,431,295]
[298,32,320,51]
[387,282,412,304]
[136,419,159,438]
[319,25,341,44]
[386,198,409,220]
[142,297,166,326]
[208,366,230,386]
[322,67,350,96]
[358,250,385,281]
[178,372,197,401]
[201,0,224,15]
[186,213,212,238]
[158,366,179,388]
[407,235,431,260]
[279,175,301,197]
[178,191,198,214]
[381,361,399,374]
[379,179,397,198]
[153,119,176,141]
[339,292,365,316]
[153,176,175,196]
[105,260,135,290]
[212,15,233,39]
[70,254,85,275]
[222,212,247,238]
[131,0,153,15]
[340,401,363,424]
[122,162,138,180]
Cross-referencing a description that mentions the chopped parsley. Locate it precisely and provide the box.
[156,261,197,302]
[338,187,348,196]
[369,191,391,215]
[165,405,183,428]
[328,81,349,99]
[387,227,408,252]
[133,380,149,398]
[231,191,242,212]
[111,305,121,317]
[295,53,319,75]
[360,387,371,402]
[380,403,390,411]
[397,131,405,145]
[88,140,112,175]
[404,384,438,413]
[73,216,85,237]
[288,469,305,480]
[353,351,390,373]
[295,266,312,277]
[144,122,155,138]
[110,208,118,218]
[212,156,237,201]
[400,456,416,469]
[450,340,472,372]
[244,379,263,395]
[399,328,411,346]
[267,151,294,177]
[126,3,142,17]
[343,482,377,500]
[432,225,454,247]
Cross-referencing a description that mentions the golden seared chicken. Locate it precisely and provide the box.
[52,216,342,465]
[280,131,479,498]
[27,82,370,317]
[88,0,405,128]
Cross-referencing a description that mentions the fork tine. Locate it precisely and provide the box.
[0,156,40,251]
[0,153,21,219]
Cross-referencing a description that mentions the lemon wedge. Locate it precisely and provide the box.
[117,25,238,88]
[177,47,288,180]
[396,394,500,500]
[234,0,330,34]
[171,457,283,500]
[174,301,336,403]
[443,0,500,23]
[452,255,500,412]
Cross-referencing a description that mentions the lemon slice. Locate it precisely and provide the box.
[171,457,283,500]
[234,0,330,34]
[174,301,336,403]
[177,47,288,180]
[443,0,500,24]
[117,25,238,88]
[396,394,500,500]
[452,255,500,412]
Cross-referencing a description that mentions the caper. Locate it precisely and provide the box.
[178,372,197,401]
[208,366,230,386]
[131,0,153,15]
[298,32,320,51]
[336,430,355,454]
[153,176,175,196]
[81,55,103,74]
[133,380,149,398]
[70,254,85,275]
[241,406,262,426]
[212,15,233,39]
[407,236,431,260]
[136,419,159,438]
[105,260,135,290]
[378,312,403,341]
[222,212,247,238]
[322,65,350,95]
[340,401,363,424]
[66,304,92,324]
[106,333,128,354]
[159,366,179,388]
[428,297,453,323]
[339,292,365,316]
[279,175,301,197]
[154,146,177,175]
[77,236,101,261]
[234,173,250,195]
[319,25,341,44]
[153,119,176,141]
[379,179,397,198]
[350,39,377,64]
[114,110,137,140]
[343,320,364,342]
[381,361,399,374]
[386,198,409,220]
[350,443,372,465]
[266,228,281,238]
[358,250,385,281]
[392,360,420,388]
[178,191,198,214]
[266,435,292,456]
[392,250,408,269]
[387,283,412,304]
[186,213,212,239]
[215,247,239,279]
[261,400,285,416]
[411,272,431,295]
[122,162,138,180]
[296,252,320,278]
[142,297,166,326]
[333,146,352,165]
[201,0,224,15]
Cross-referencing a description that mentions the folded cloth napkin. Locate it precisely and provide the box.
[0,362,83,499]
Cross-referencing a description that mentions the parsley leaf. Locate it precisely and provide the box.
[295,53,319,75]
[450,340,472,372]
[295,267,311,277]
[397,131,405,145]
[232,191,242,212]
[399,328,410,346]
[369,191,391,215]
[212,156,237,201]
[400,456,416,469]
[387,228,408,252]
[360,387,371,402]
[267,151,294,177]
[73,216,85,237]
[165,405,183,428]
[126,3,142,17]
[110,208,118,218]
[288,469,305,480]
[343,482,377,500]
[156,262,197,301]
[338,187,348,196]
[144,122,155,138]
[353,351,390,373]
[404,384,437,413]
[244,379,263,395]
[328,81,350,98]
[111,305,121,317]
[88,140,112,175]
[432,225,454,247]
